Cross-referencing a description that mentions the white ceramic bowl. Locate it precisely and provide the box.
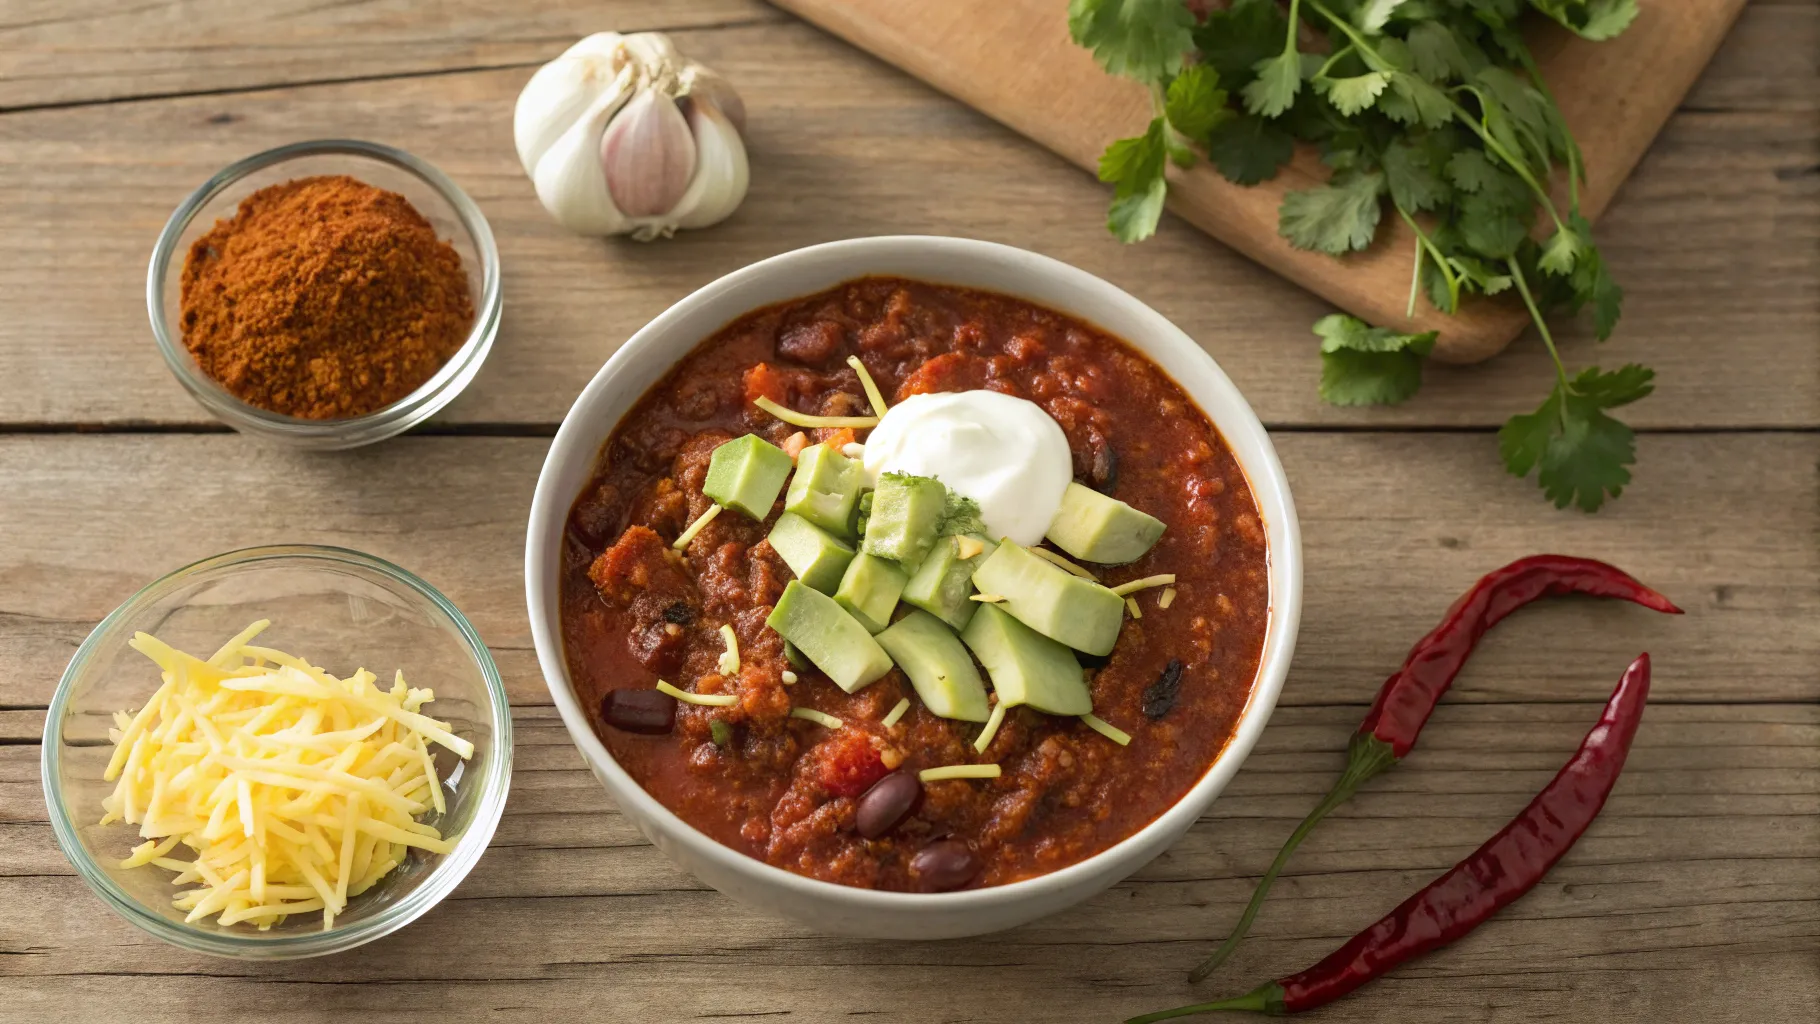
[525,236,1302,939]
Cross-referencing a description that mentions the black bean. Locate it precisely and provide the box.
[910,838,980,892]
[855,771,921,839]
[662,601,695,625]
[600,689,676,734]
[1090,442,1119,494]
[1142,659,1185,719]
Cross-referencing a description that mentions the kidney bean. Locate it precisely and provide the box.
[910,838,980,892]
[855,771,921,839]
[600,689,675,734]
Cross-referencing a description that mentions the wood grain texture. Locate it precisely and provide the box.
[0,433,1811,716]
[3,701,1815,1023]
[0,0,780,110]
[0,9,1812,430]
[770,0,1751,363]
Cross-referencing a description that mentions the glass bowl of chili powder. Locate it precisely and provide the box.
[147,140,502,450]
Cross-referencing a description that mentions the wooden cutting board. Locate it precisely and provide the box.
[768,0,1747,363]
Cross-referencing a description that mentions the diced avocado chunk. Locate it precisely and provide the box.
[1045,482,1166,564]
[783,640,811,673]
[767,512,855,594]
[875,610,991,722]
[833,553,909,633]
[960,603,1091,716]
[765,580,893,693]
[783,444,866,538]
[703,434,793,519]
[971,541,1124,656]
[903,534,998,630]
[862,472,947,569]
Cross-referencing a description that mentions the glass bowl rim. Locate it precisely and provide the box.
[145,139,503,441]
[41,543,514,958]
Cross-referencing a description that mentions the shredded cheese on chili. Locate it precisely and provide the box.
[1081,713,1132,746]
[789,707,844,729]
[656,680,739,707]
[99,621,470,931]
[919,763,1001,783]
[881,697,911,728]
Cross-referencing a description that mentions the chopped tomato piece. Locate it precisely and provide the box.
[743,362,788,406]
[811,729,888,797]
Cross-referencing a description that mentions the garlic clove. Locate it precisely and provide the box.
[600,87,697,221]
[532,65,637,236]
[515,33,626,175]
[682,65,747,138]
[673,96,750,230]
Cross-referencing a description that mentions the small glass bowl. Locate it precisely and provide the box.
[42,545,513,959]
[147,140,502,449]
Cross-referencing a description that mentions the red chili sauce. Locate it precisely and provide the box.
[560,278,1269,892]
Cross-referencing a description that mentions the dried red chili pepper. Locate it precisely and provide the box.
[1131,653,1652,1021]
[1192,555,1680,980]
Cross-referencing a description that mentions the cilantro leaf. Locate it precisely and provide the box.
[1318,71,1391,117]
[938,491,988,538]
[1405,20,1480,81]
[1383,140,1450,212]
[1164,65,1230,140]
[1243,50,1303,118]
[1204,114,1296,185]
[1355,0,1412,33]
[1445,149,1502,192]
[1531,0,1640,41]
[1561,212,1623,338]
[1500,365,1652,512]
[1457,189,1531,258]
[1098,119,1167,187]
[1537,222,1585,276]
[1194,0,1285,88]
[1280,171,1386,254]
[1067,0,1196,83]
[1380,72,1453,129]
[1314,314,1436,405]
[1109,175,1168,242]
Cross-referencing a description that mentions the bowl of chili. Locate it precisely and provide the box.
[147,139,503,449]
[525,236,1303,938]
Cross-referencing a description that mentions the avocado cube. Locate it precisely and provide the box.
[767,512,855,594]
[971,541,1125,656]
[862,473,947,569]
[703,434,794,520]
[784,444,866,538]
[960,603,1091,716]
[765,580,893,693]
[875,610,991,722]
[834,553,909,634]
[903,534,998,630]
[1045,482,1166,565]
[783,640,811,673]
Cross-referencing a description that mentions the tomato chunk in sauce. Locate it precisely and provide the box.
[560,278,1268,892]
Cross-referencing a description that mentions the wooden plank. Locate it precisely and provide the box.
[0,20,1813,430]
[1,432,1812,713]
[4,701,1815,1022]
[0,0,778,110]
[770,0,1751,364]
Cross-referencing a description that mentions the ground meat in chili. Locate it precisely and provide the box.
[560,278,1269,891]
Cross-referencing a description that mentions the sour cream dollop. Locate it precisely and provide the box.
[862,390,1071,547]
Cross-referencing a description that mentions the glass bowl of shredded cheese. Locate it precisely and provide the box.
[42,545,512,958]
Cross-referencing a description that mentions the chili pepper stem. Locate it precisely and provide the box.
[1190,734,1398,982]
[1126,984,1284,1023]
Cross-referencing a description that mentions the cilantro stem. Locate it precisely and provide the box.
[1279,0,1303,58]
[1396,205,1458,312]
[1406,233,1424,318]
[1512,44,1584,213]
[1507,257,1568,388]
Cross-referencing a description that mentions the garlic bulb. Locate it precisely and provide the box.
[514,33,749,240]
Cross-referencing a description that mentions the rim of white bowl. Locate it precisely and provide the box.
[525,235,1301,913]
[42,544,514,958]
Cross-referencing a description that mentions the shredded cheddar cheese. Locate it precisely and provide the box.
[99,621,471,931]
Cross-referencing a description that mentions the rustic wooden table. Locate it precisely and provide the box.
[2,2,1815,1022]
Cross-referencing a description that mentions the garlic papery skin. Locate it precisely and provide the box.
[515,31,749,240]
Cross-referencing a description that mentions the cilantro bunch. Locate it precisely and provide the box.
[1069,0,1649,511]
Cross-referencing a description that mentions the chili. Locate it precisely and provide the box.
[1192,554,1681,979]
[1131,653,1653,1021]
